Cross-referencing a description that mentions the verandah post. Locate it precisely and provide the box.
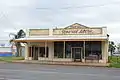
[63,41,65,58]
[83,41,85,62]
[45,41,47,58]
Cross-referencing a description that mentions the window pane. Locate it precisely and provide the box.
[54,42,64,58]
[85,41,102,60]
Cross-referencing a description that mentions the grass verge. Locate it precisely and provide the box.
[108,56,120,68]
[0,57,24,62]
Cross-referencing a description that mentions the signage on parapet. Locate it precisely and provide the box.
[62,29,93,34]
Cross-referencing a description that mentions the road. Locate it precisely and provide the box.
[0,63,119,80]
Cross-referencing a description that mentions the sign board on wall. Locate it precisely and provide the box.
[53,28,102,35]
[29,29,49,36]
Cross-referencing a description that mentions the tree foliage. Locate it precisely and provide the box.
[9,29,26,57]
[116,43,120,52]
[109,41,116,56]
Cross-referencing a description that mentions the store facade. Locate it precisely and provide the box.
[15,23,109,63]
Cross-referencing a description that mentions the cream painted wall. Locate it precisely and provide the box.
[102,27,107,36]
[29,42,45,47]
[25,43,29,60]
[27,27,107,37]
[49,28,53,36]
[101,41,109,63]
[105,40,109,62]
[48,42,54,59]
[25,29,29,37]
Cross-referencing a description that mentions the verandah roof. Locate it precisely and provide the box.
[14,35,108,42]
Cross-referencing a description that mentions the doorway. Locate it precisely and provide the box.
[71,47,82,62]
[32,46,38,60]
[30,46,49,60]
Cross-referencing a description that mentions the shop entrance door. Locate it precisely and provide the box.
[72,47,82,62]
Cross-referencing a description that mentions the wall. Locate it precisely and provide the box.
[0,40,12,56]
[0,47,12,56]
[29,42,45,47]
[101,41,109,63]
[29,29,49,36]
[0,47,11,52]
[27,24,107,37]
[48,42,54,58]
[28,28,106,36]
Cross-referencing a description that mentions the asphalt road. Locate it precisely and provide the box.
[0,63,119,80]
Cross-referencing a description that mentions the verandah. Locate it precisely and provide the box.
[27,41,102,62]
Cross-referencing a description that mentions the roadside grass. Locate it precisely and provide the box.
[0,57,24,62]
[108,56,120,68]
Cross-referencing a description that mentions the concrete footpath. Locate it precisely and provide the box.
[8,60,110,67]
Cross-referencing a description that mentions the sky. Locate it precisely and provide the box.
[0,0,120,44]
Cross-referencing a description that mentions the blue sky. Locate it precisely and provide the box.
[0,0,120,44]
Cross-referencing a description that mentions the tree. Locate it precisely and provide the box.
[108,41,116,56]
[116,43,120,52]
[9,29,26,57]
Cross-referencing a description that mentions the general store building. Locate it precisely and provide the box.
[15,23,109,63]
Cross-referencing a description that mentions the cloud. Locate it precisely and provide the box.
[0,0,120,44]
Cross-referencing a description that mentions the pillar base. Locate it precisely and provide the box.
[99,60,107,63]
[28,57,32,60]
[82,59,85,62]
[25,57,29,60]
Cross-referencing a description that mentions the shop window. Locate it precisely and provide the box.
[54,42,64,58]
[65,43,72,58]
[85,41,102,60]
[38,47,48,57]
[29,46,48,58]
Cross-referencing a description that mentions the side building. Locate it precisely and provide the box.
[15,23,109,63]
[0,40,12,56]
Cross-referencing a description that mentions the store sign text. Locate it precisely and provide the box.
[62,29,94,34]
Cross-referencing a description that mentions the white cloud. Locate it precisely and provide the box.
[1,0,33,7]
[0,0,120,44]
